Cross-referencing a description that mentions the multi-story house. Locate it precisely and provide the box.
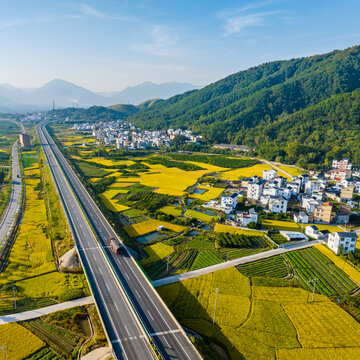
[332,158,352,170]
[305,181,321,195]
[221,193,239,214]
[247,181,264,201]
[313,202,333,224]
[263,169,277,180]
[268,196,288,213]
[328,232,357,254]
[236,208,258,227]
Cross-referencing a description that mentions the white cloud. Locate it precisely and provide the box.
[219,1,285,36]
[80,4,107,18]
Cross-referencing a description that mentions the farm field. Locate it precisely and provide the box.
[185,209,217,222]
[159,205,183,217]
[85,157,135,166]
[238,255,290,278]
[278,165,305,177]
[262,219,302,231]
[214,223,265,237]
[184,161,229,172]
[0,155,88,314]
[284,247,357,296]
[157,266,360,360]
[0,323,45,360]
[140,242,175,266]
[315,244,360,284]
[190,251,222,270]
[189,185,224,201]
[99,193,130,212]
[220,164,273,180]
[124,219,185,237]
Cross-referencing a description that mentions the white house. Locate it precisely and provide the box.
[328,232,357,254]
[221,193,238,214]
[305,181,321,195]
[247,181,264,201]
[302,197,321,213]
[263,169,277,180]
[236,208,258,227]
[294,211,309,224]
[332,158,352,170]
[305,225,324,240]
[268,196,288,213]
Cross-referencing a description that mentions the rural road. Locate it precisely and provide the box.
[153,240,323,287]
[0,140,22,247]
[0,296,94,325]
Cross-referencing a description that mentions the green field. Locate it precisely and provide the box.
[191,251,222,270]
[238,255,290,278]
[285,248,357,296]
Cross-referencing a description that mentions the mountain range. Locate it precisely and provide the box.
[131,45,360,167]
[0,80,199,111]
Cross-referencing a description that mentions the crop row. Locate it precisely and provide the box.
[284,249,355,296]
[191,251,222,271]
[238,256,289,278]
[24,347,59,360]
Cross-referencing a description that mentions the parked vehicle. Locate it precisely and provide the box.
[110,237,121,255]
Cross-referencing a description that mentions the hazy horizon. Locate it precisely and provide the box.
[1,0,360,92]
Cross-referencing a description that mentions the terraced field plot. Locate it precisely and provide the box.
[0,323,45,360]
[315,244,360,284]
[238,255,290,278]
[214,223,265,237]
[285,247,357,296]
[190,251,222,270]
[189,185,224,201]
[159,205,183,217]
[158,267,360,360]
[185,209,217,222]
[124,219,185,237]
[221,164,274,180]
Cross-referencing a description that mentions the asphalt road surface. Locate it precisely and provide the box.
[0,140,22,247]
[38,125,156,360]
[39,123,201,360]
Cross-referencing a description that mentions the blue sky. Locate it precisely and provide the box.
[0,0,359,91]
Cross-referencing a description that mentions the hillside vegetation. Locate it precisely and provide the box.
[131,45,360,166]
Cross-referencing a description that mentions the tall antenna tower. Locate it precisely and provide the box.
[52,100,55,111]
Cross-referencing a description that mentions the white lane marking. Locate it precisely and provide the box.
[147,310,154,321]
[162,336,170,348]
[124,325,130,337]
[135,290,141,298]
[125,273,130,281]
[99,268,103,275]
[150,329,181,337]
[115,303,119,311]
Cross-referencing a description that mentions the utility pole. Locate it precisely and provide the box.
[307,277,318,303]
[0,345,7,360]
[12,284,16,310]
[166,255,170,275]
[213,288,219,324]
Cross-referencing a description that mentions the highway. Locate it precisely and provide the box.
[39,123,202,360]
[38,125,156,360]
[0,140,22,247]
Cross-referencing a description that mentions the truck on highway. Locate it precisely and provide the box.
[109,237,121,255]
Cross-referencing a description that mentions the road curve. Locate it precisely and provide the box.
[39,123,202,360]
[38,124,156,360]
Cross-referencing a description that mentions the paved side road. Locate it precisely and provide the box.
[153,240,323,287]
[0,140,22,247]
[0,296,94,325]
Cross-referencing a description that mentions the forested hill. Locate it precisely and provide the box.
[131,45,360,165]
[245,88,360,168]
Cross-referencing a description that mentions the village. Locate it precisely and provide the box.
[72,121,202,149]
[202,158,360,255]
